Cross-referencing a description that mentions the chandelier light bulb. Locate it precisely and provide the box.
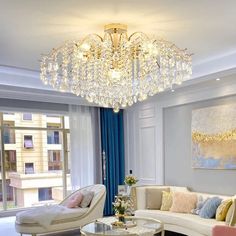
[40,23,192,112]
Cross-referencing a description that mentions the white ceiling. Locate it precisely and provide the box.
[0,0,236,83]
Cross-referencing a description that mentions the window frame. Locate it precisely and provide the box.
[22,113,33,121]
[38,187,52,201]
[0,112,70,214]
[23,134,34,149]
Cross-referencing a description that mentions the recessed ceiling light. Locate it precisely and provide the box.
[216,78,220,81]
[171,89,175,92]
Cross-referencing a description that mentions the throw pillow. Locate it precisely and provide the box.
[226,199,236,226]
[80,191,94,208]
[66,192,83,208]
[191,195,208,215]
[216,199,232,221]
[199,197,222,219]
[160,191,173,211]
[146,187,170,210]
[170,192,197,213]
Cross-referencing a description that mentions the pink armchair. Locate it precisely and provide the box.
[212,225,236,236]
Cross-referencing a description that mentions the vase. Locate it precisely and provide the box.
[118,214,125,223]
[126,185,131,195]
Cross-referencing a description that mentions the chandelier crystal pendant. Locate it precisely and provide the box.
[40,23,192,112]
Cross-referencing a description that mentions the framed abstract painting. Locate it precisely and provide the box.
[192,103,236,169]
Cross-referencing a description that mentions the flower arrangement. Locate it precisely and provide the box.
[112,196,130,215]
[124,175,138,186]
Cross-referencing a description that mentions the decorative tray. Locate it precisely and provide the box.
[111,221,137,229]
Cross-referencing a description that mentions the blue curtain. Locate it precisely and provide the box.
[100,108,125,216]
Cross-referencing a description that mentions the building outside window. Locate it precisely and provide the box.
[38,187,52,201]
[22,113,32,121]
[48,150,62,170]
[25,163,34,174]
[3,128,16,144]
[0,180,13,202]
[0,112,70,211]
[24,135,34,149]
[47,131,60,144]
[5,150,16,172]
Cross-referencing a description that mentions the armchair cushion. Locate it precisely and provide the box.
[66,192,83,208]
[80,190,94,208]
[212,225,236,236]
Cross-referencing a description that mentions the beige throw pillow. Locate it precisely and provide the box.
[170,192,197,213]
[160,191,173,211]
[146,188,170,210]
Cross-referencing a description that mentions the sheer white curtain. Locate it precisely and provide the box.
[69,105,101,190]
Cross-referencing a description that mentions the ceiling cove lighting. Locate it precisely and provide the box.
[40,23,192,112]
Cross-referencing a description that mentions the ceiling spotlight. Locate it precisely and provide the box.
[216,78,220,81]
[171,89,175,92]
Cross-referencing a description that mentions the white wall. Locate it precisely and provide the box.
[124,71,236,193]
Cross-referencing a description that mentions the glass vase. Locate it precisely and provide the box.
[118,214,125,223]
[126,185,131,196]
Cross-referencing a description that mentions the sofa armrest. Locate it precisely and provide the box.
[229,198,236,226]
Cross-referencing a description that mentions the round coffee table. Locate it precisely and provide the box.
[80,216,164,236]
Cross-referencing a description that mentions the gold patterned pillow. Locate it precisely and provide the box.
[160,191,173,211]
[216,199,232,221]
[226,198,236,226]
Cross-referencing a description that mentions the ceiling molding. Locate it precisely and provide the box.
[0,60,236,107]
[0,84,93,106]
[1,58,236,91]
[192,51,236,79]
[0,65,39,78]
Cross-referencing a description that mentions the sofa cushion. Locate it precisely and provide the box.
[226,200,236,225]
[146,187,170,210]
[226,198,236,226]
[16,206,89,224]
[170,192,197,213]
[216,199,232,221]
[66,192,83,208]
[191,195,208,215]
[160,191,173,211]
[135,209,226,236]
[199,197,222,219]
[80,191,94,208]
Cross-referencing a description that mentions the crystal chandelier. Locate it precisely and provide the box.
[40,23,192,112]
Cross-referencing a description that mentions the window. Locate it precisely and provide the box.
[48,151,62,170]
[0,180,13,201]
[24,135,33,149]
[38,188,52,201]
[22,113,32,121]
[0,112,70,211]
[47,131,60,144]
[25,163,34,174]
[5,150,16,172]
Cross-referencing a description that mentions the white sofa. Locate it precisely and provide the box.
[15,184,106,236]
[131,185,236,236]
